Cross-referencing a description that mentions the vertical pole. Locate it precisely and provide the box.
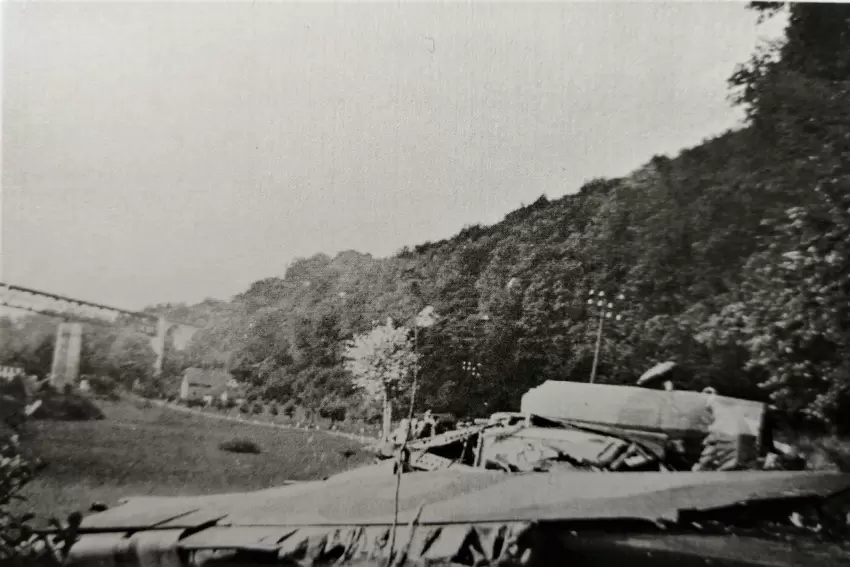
[589,312,605,384]
[408,325,419,422]
[382,389,393,440]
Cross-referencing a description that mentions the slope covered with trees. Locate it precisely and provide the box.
[179,3,842,431]
[4,3,848,432]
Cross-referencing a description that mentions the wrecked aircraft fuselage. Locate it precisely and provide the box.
[370,381,802,473]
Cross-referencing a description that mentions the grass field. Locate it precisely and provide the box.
[18,399,372,521]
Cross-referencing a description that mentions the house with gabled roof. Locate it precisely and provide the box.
[180,367,246,405]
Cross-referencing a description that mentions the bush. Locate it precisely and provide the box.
[252,402,263,415]
[31,391,105,421]
[1,425,83,564]
[238,403,249,414]
[282,399,297,418]
[1,436,40,560]
[85,375,119,398]
[218,438,262,454]
[318,400,347,423]
[185,398,205,409]
[269,404,279,416]
[1,416,75,564]
[137,380,164,400]
[210,397,234,410]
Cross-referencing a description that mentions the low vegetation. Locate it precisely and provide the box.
[31,389,104,422]
[218,437,262,454]
[17,399,370,522]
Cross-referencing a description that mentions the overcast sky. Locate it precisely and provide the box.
[2,2,784,310]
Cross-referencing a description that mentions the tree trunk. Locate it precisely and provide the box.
[382,390,393,440]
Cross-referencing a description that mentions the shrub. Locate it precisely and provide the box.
[269,404,279,416]
[318,400,346,423]
[31,391,105,421]
[252,403,263,415]
[218,438,262,454]
[1,428,82,564]
[1,436,40,561]
[137,380,164,400]
[282,399,297,418]
[85,375,119,398]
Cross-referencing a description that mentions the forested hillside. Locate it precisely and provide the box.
[4,3,849,431]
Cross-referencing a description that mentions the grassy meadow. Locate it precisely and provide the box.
[18,399,371,521]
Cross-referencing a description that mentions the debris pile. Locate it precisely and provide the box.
[372,380,809,473]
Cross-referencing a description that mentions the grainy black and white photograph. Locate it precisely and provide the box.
[2,1,850,565]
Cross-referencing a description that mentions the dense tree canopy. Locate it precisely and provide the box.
[4,3,849,431]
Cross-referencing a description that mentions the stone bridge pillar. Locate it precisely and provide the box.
[50,322,83,389]
[151,316,169,378]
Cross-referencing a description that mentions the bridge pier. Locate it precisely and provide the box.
[50,322,83,389]
[2,282,200,384]
[150,316,169,378]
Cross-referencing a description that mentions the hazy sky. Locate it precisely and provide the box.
[2,2,784,310]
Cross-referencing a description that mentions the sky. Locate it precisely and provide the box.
[2,2,786,311]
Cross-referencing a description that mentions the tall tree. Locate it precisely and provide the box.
[343,318,418,438]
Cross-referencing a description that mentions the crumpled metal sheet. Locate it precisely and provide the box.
[478,426,631,471]
[68,471,850,566]
[79,470,850,531]
[179,527,298,551]
[693,399,761,471]
[408,450,478,472]
[183,522,534,567]
[67,530,183,567]
[406,426,489,453]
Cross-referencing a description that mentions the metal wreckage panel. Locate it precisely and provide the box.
[65,521,850,567]
[65,470,850,567]
[74,471,850,529]
[67,523,535,567]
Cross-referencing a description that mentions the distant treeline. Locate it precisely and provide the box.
[4,3,850,432]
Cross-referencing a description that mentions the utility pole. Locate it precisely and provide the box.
[587,290,624,384]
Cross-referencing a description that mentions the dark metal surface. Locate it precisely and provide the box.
[80,470,850,531]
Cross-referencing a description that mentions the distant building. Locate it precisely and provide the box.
[180,368,245,404]
[0,366,24,381]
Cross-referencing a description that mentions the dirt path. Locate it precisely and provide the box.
[148,398,377,445]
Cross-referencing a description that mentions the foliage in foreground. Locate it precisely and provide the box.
[1,431,81,566]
